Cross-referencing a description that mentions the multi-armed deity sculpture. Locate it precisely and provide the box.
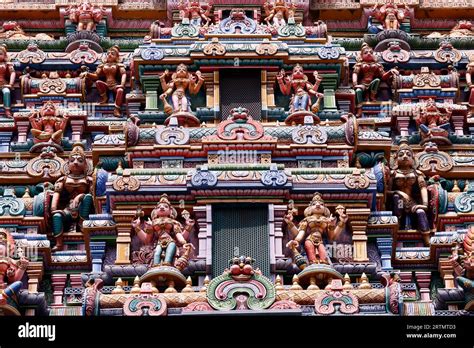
[66,0,106,32]
[352,43,397,106]
[29,101,69,147]
[389,140,431,246]
[285,193,348,268]
[159,64,205,117]
[371,0,409,31]
[131,194,194,270]
[50,144,94,251]
[263,0,297,28]
[82,45,126,117]
[178,0,212,27]
[0,229,28,313]
[277,64,323,122]
[0,45,15,118]
[415,99,452,144]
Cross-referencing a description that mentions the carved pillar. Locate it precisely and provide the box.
[70,119,85,143]
[415,271,432,301]
[90,241,107,273]
[112,211,136,265]
[266,71,277,109]
[145,91,158,110]
[397,116,410,137]
[25,262,43,316]
[194,204,212,273]
[271,204,286,259]
[323,89,337,111]
[69,274,82,288]
[213,71,220,114]
[451,114,464,136]
[376,237,393,271]
[202,71,219,118]
[51,274,67,307]
[399,271,413,284]
[346,208,370,262]
[439,260,458,310]
[261,70,268,114]
[16,120,30,143]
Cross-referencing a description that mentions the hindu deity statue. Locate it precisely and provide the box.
[389,140,431,246]
[131,194,194,268]
[0,45,15,118]
[277,64,323,114]
[159,64,205,116]
[415,98,451,142]
[178,0,212,27]
[371,0,409,31]
[0,229,28,308]
[82,45,126,117]
[352,43,396,105]
[50,144,94,251]
[467,54,474,106]
[66,0,106,32]
[29,101,68,145]
[285,193,348,267]
[263,0,297,28]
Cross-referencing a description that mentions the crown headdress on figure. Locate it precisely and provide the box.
[158,193,171,206]
[310,192,325,204]
[152,194,177,219]
[397,137,413,153]
[70,143,86,158]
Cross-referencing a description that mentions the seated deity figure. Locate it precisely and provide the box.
[178,0,212,27]
[50,144,94,251]
[82,45,126,117]
[159,64,205,116]
[29,101,68,145]
[66,0,106,32]
[284,193,348,267]
[389,140,431,246]
[0,45,15,118]
[0,229,28,310]
[277,64,323,114]
[263,0,297,28]
[131,194,195,268]
[352,43,397,105]
[371,0,409,31]
[415,98,451,142]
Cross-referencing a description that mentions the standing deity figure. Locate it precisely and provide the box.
[277,64,323,114]
[285,193,348,267]
[389,140,431,246]
[0,229,28,309]
[66,0,106,32]
[371,0,409,31]
[178,0,212,27]
[29,101,68,145]
[82,46,126,117]
[131,194,194,268]
[0,45,15,118]
[416,98,451,141]
[159,64,204,115]
[466,54,474,106]
[50,144,94,252]
[263,0,297,28]
[352,43,396,105]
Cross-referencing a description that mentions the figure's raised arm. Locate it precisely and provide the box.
[190,70,204,94]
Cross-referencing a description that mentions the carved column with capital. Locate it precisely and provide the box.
[25,262,43,316]
[346,208,370,262]
[112,211,136,265]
